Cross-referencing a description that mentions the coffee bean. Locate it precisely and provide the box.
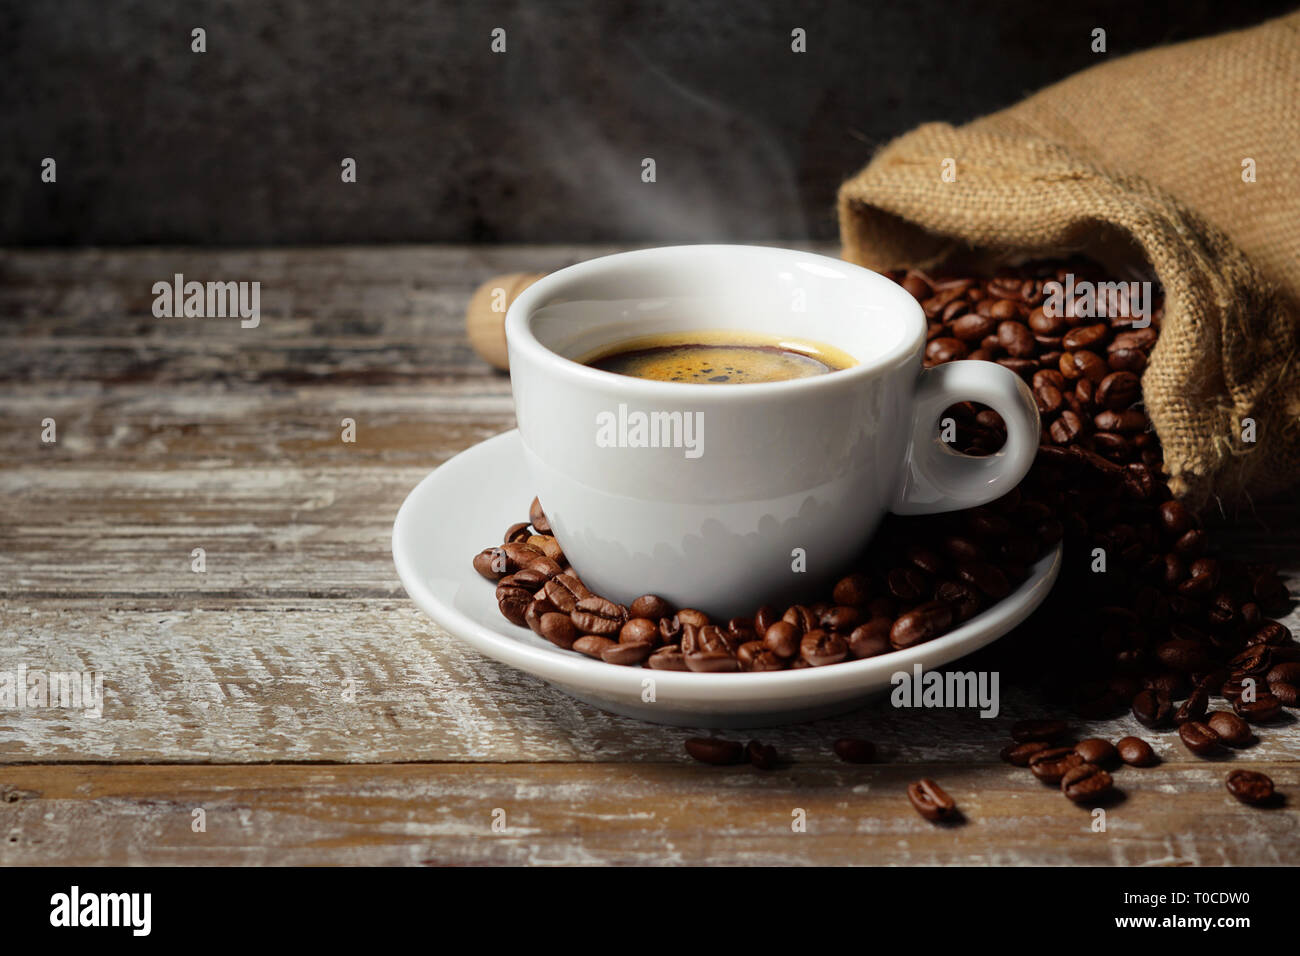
[683,624,740,673]
[831,572,873,606]
[1061,763,1114,803]
[800,629,848,667]
[1108,348,1147,373]
[526,535,562,561]
[742,646,784,671]
[834,738,877,763]
[495,543,540,575]
[1117,736,1157,767]
[747,740,778,770]
[1178,720,1222,757]
[913,540,953,570]
[1225,769,1276,806]
[1255,621,1293,647]
[1095,370,1140,410]
[958,561,1011,600]
[952,313,994,341]
[890,602,954,649]
[1157,500,1193,537]
[1094,409,1147,433]
[997,320,1036,357]
[542,574,590,613]
[781,605,818,633]
[676,608,710,628]
[1060,350,1107,383]
[1028,305,1066,336]
[1028,746,1084,783]
[1049,410,1086,445]
[1132,689,1174,729]
[907,779,957,821]
[997,357,1039,379]
[1061,323,1107,351]
[472,548,508,581]
[1174,686,1209,724]
[571,596,628,636]
[1229,645,1273,677]
[1032,368,1067,391]
[887,567,930,601]
[602,640,654,666]
[922,281,971,318]
[935,579,983,621]
[1173,528,1207,557]
[1270,681,1299,706]
[1001,740,1050,766]
[524,596,554,633]
[1111,327,1157,350]
[1206,711,1253,747]
[528,497,551,534]
[496,586,532,627]
[926,337,968,363]
[1234,693,1283,723]
[989,297,1021,321]
[847,619,891,658]
[751,604,780,634]
[1034,383,1064,415]
[537,611,578,649]
[820,605,862,633]
[629,594,673,620]
[618,617,659,647]
[1220,678,1248,701]
[502,521,532,543]
[685,737,744,766]
[573,634,615,658]
[901,272,932,301]
[1010,719,1069,743]
[647,646,687,670]
[761,621,801,659]
[1074,738,1118,766]
[507,567,552,594]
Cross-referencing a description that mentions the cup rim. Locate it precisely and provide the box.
[504,244,926,397]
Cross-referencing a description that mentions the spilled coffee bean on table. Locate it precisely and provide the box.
[472,258,1292,812]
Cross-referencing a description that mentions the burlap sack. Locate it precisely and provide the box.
[837,11,1300,511]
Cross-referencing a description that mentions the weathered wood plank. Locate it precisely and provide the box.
[0,244,635,330]
[0,388,514,468]
[0,243,835,335]
[0,466,430,597]
[4,462,1297,598]
[2,600,1298,766]
[1,762,1295,866]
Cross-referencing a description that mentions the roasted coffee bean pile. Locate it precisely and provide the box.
[472,258,1293,810]
[1001,719,1121,804]
[684,736,779,770]
[897,260,1290,807]
[475,490,1059,672]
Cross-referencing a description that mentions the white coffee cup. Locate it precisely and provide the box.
[505,245,1039,619]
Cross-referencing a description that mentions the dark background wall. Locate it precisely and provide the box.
[2,0,1294,245]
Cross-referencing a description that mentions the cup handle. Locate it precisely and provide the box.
[891,360,1041,515]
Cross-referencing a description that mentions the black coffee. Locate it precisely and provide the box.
[582,331,855,384]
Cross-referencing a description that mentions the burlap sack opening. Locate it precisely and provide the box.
[838,11,1300,512]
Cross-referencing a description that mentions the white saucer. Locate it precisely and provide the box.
[392,430,1062,727]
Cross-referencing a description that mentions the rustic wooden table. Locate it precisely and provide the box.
[2,244,1297,866]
